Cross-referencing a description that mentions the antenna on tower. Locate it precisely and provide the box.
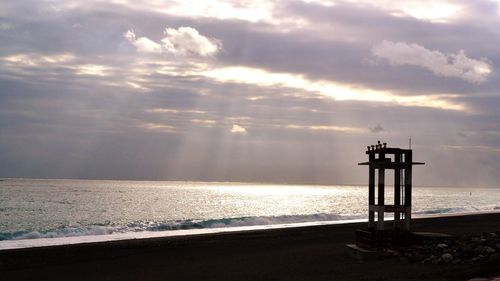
[409,137,412,149]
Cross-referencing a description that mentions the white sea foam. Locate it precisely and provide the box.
[1,213,355,241]
[2,207,500,250]
[10,226,116,240]
[0,218,368,250]
[415,207,475,215]
[1,210,500,251]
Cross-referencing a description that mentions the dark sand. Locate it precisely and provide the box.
[1,213,500,281]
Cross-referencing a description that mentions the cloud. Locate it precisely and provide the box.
[125,27,220,56]
[0,22,14,30]
[372,41,492,83]
[369,124,385,133]
[163,27,220,56]
[124,30,162,54]
[230,124,247,134]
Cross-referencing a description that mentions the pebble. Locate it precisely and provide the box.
[474,246,485,254]
[398,231,500,265]
[441,253,453,263]
[464,244,476,253]
[484,246,496,254]
[490,253,500,261]
[421,256,434,264]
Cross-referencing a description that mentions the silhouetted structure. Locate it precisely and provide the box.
[355,141,424,249]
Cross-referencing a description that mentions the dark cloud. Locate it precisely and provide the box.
[369,125,385,133]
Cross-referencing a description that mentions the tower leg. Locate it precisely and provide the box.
[404,151,412,231]
[369,167,375,229]
[394,153,401,229]
[377,168,385,230]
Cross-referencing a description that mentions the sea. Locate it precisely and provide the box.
[0,178,499,249]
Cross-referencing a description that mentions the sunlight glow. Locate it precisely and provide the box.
[284,124,367,133]
[115,0,274,23]
[398,2,462,23]
[2,54,114,78]
[148,108,207,114]
[203,66,466,111]
[26,0,468,30]
[163,1,273,23]
[125,81,150,91]
[3,53,75,66]
[341,0,463,23]
[444,145,500,154]
[230,124,247,134]
[213,184,346,196]
[0,52,467,112]
[247,96,267,101]
[474,65,492,75]
[302,0,335,7]
[75,64,109,76]
[191,119,217,126]
[139,123,176,133]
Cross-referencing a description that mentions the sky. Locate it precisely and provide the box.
[0,0,499,187]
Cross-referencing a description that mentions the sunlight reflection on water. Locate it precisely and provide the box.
[0,178,498,241]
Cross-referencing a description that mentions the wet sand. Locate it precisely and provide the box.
[1,213,500,281]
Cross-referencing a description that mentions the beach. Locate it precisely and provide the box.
[1,212,499,281]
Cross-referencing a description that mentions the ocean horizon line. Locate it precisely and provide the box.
[0,177,494,189]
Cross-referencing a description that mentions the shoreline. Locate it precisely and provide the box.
[1,212,499,281]
[1,210,500,251]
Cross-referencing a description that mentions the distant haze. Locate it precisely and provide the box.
[0,0,499,187]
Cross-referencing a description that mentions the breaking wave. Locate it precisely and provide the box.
[414,207,475,215]
[2,208,499,242]
[414,206,500,215]
[0,213,355,241]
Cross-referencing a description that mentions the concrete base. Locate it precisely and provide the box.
[412,232,454,244]
[413,232,453,239]
[345,243,383,262]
